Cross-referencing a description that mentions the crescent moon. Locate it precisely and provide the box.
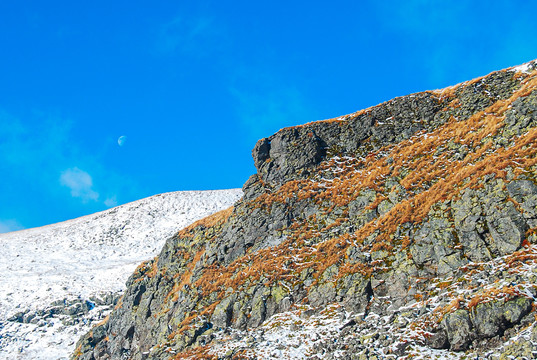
[118,136,127,147]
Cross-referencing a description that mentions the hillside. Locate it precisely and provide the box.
[74,60,537,359]
[0,189,242,359]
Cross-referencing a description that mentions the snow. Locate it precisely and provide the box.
[0,189,242,359]
[203,304,350,360]
[511,61,534,74]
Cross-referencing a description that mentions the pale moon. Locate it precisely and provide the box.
[118,135,127,147]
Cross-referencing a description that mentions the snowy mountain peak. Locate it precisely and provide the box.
[0,189,242,359]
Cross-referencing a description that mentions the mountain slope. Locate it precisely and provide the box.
[0,189,242,359]
[74,61,537,359]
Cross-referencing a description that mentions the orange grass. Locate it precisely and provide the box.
[467,286,520,309]
[178,207,234,237]
[159,69,537,350]
[194,72,537,297]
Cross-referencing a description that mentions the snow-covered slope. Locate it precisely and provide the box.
[0,189,242,359]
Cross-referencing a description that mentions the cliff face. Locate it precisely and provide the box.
[74,61,537,359]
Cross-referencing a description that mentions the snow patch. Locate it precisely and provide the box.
[510,60,536,74]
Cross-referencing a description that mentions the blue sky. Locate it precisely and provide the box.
[1,0,536,232]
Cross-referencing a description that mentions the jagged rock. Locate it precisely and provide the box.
[504,91,537,135]
[252,93,445,186]
[211,293,236,329]
[471,301,506,338]
[443,309,474,351]
[439,297,533,351]
[8,294,119,331]
[427,330,449,349]
[254,127,325,186]
[241,174,264,201]
[498,338,535,360]
[411,217,466,275]
[485,199,527,255]
[503,297,532,324]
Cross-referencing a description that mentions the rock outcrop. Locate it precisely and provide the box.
[74,61,537,359]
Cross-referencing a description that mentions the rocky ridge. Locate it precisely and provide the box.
[74,60,537,359]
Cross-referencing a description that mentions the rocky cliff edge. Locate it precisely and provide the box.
[74,60,537,359]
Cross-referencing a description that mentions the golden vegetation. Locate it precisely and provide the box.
[167,249,206,302]
[467,286,520,309]
[172,346,214,360]
[133,257,159,281]
[191,67,537,300]
[246,70,537,281]
[157,68,537,357]
[177,207,234,237]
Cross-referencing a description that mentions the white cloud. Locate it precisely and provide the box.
[0,219,23,233]
[104,196,118,208]
[60,167,99,202]
[0,109,141,228]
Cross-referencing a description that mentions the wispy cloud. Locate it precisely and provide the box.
[104,196,118,208]
[155,15,218,56]
[0,219,23,234]
[60,167,99,202]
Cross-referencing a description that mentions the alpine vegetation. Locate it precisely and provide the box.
[73,61,537,359]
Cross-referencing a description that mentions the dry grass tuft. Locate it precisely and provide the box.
[178,207,234,237]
